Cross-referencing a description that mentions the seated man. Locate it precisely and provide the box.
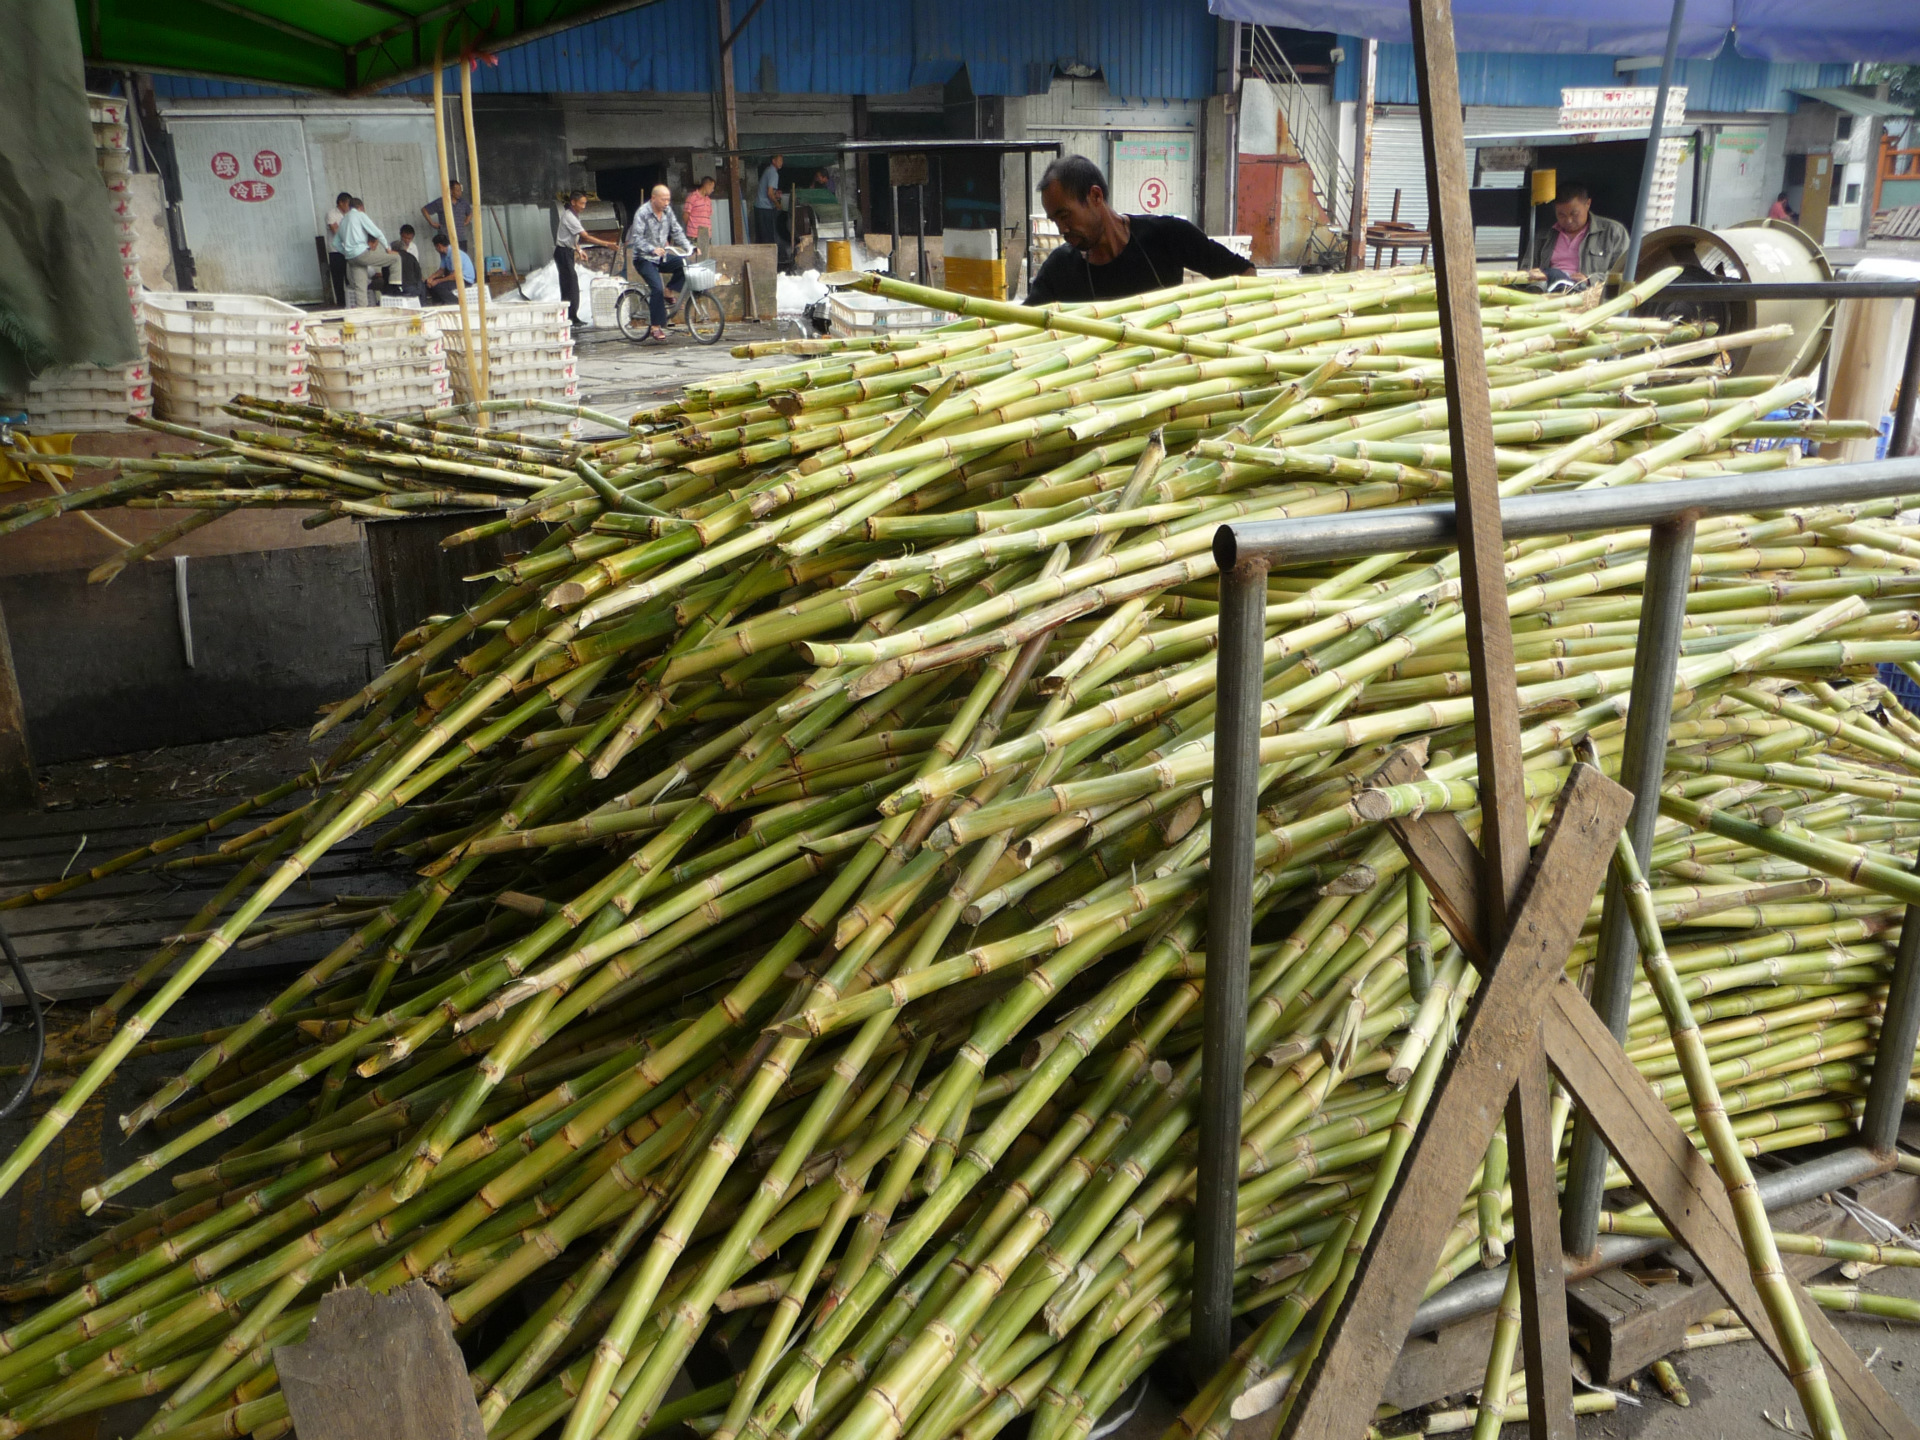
[1026,155,1253,305]
[626,183,690,339]
[424,232,476,305]
[387,224,424,298]
[1528,184,1628,288]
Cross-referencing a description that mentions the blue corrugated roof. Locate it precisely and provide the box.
[1332,34,1850,110]
[154,0,1217,101]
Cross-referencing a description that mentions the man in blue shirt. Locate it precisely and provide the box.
[752,154,785,257]
[424,232,476,305]
[337,198,393,307]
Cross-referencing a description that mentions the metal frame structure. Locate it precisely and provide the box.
[823,140,1063,294]
[1201,454,1920,1427]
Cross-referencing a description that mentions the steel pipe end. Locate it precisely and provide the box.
[1213,524,1241,574]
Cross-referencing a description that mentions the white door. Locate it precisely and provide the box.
[315,139,433,265]
[1368,113,1430,232]
[1112,136,1195,221]
[1704,126,1771,229]
[169,118,324,300]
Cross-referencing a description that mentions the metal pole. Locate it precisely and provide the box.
[1024,150,1033,298]
[1622,0,1687,284]
[891,184,901,277]
[1892,293,1920,458]
[1345,40,1376,272]
[915,181,927,285]
[1561,514,1697,1259]
[1191,554,1267,1381]
[1863,855,1920,1154]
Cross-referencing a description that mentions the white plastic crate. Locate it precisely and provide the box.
[143,292,305,345]
[312,378,453,414]
[480,359,579,387]
[29,361,150,398]
[27,403,151,432]
[306,309,427,344]
[87,95,127,125]
[152,380,306,426]
[309,335,445,369]
[152,366,307,403]
[828,291,945,338]
[152,352,307,385]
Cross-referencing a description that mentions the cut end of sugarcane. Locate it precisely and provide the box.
[79,1186,105,1216]
[1317,864,1377,896]
[547,581,590,610]
[820,271,864,289]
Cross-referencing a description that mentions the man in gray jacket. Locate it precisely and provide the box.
[626,184,691,339]
[1528,185,1629,287]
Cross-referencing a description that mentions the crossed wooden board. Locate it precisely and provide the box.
[1263,751,1920,1440]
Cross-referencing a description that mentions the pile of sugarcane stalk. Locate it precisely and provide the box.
[0,264,1918,1440]
[0,398,638,584]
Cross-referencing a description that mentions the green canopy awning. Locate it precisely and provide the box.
[74,0,661,94]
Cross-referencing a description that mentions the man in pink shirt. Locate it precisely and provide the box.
[1528,184,1627,286]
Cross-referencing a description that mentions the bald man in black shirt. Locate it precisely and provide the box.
[1027,155,1254,306]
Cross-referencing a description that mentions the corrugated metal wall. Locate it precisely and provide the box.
[155,0,1217,102]
[1332,36,1847,111]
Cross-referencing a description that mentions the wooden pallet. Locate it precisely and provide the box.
[1872,204,1920,240]
[0,797,408,1005]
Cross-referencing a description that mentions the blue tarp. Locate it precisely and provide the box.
[1208,0,1920,64]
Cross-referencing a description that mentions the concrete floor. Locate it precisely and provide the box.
[573,321,786,420]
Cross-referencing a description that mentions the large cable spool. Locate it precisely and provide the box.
[1634,219,1836,377]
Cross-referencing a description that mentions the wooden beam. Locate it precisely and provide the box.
[1541,990,1920,1440]
[1275,765,1631,1440]
[1407,0,1527,942]
[0,601,36,813]
[1369,755,1920,1440]
[1503,1046,1575,1440]
[1345,40,1376,273]
[715,0,747,256]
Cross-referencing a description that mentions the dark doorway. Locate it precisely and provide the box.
[594,162,667,233]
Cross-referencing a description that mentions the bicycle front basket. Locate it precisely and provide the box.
[685,260,720,293]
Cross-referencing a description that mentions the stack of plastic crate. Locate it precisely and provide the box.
[143,293,309,427]
[88,95,144,331]
[1558,86,1689,229]
[24,363,153,432]
[430,301,579,437]
[22,97,151,431]
[307,309,452,415]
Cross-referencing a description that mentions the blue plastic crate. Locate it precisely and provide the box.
[1879,663,1920,713]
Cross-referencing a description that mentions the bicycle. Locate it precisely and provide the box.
[616,244,725,345]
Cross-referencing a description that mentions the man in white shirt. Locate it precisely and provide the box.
[337,198,393,307]
[325,192,351,306]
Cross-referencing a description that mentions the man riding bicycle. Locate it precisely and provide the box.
[626,184,691,341]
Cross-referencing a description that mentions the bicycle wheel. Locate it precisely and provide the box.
[615,288,650,342]
[685,291,726,346]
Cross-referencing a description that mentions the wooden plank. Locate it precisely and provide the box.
[1567,1265,1698,1383]
[1541,986,1920,1440]
[1504,1046,1575,1440]
[1407,0,1527,945]
[0,598,36,814]
[1275,765,1631,1440]
[0,933,337,1004]
[1369,750,1483,964]
[276,1280,487,1440]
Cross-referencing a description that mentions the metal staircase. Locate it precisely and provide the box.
[1241,25,1354,230]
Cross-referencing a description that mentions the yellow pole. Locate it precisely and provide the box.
[459,58,492,408]
[430,40,484,426]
